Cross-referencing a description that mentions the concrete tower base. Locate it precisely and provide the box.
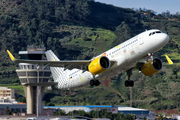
[22,83,56,115]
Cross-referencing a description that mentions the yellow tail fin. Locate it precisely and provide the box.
[6,50,15,61]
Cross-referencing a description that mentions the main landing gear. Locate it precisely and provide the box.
[124,69,134,87]
[90,79,101,87]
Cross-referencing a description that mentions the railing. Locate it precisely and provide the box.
[27,45,46,51]
[18,63,50,70]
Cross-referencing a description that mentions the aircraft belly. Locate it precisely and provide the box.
[57,76,70,89]
[71,71,93,88]
[78,72,93,85]
[55,70,93,89]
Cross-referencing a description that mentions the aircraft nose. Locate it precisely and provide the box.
[164,33,169,42]
[160,33,169,44]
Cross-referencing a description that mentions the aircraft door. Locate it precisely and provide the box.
[138,34,144,45]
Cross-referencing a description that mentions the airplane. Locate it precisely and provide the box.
[6,29,173,90]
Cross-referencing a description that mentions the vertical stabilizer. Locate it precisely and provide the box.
[45,50,64,82]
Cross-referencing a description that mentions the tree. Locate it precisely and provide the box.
[112,21,132,46]
[161,10,171,18]
[16,97,26,103]
[54,109,66,116]
[46,102,55,106]
[5,107,11,115]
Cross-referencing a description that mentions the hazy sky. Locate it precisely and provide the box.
[95,0,180,14]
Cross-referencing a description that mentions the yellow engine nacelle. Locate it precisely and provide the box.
[88,56,110,75]
[141,58,162,76]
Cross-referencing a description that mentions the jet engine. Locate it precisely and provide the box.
[88,56,110,75]
[141,58,162,76]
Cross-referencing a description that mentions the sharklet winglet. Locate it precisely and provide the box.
[6,50,16,61]
[164,54,173,65]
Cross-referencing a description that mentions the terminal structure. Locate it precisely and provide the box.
[15,45,56,115]
[0,87,16,104]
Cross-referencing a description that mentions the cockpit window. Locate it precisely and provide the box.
[156,31,161,33]
[149,31,162,36]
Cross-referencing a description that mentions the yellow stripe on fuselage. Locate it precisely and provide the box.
[116,45,120,48]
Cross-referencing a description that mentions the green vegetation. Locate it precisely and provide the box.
[1,0,180,114]
[0,84,24,95]
[62,25,116,54]
[53,109,135,120]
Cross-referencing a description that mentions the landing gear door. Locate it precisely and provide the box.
[138,34,144,45]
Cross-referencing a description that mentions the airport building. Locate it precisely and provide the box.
[0,86,152,118]
[0,87,151,118]
[0,87,26,115]
[0,87,16,104]
[44,105,152,119]
[0,103,26,115]
[0,102,155,119]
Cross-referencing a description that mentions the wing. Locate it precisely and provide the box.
[6,50,91,69]
[17,59,90,69]
[6,50,116,70]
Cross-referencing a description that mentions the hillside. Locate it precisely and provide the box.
[1,0,180,111]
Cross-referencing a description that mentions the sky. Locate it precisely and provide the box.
[95,0,180,14]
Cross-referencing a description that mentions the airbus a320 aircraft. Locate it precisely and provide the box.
[6,29,173,90]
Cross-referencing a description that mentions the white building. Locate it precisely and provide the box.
[0,87,16,104]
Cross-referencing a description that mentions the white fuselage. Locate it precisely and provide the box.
[55,29,169,89]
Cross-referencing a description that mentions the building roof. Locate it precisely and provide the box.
[0,104,26,108]
[44,105,113,108]
[44,105,149,111]
[118,106,149,111]
[19,51,45,54]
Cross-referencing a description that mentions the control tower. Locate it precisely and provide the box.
[16,45,56,115]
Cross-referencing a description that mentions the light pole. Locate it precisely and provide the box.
[37,65,40,117]
[130,87,132,107]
